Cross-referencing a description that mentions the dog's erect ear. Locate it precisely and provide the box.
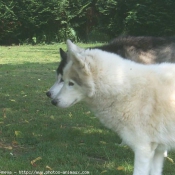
[66,40,86,68]
[59,48,67,61]
[66,40,80,52]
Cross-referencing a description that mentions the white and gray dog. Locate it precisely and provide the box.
[48,40,175,175]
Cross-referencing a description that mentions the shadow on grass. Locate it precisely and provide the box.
[0,62,134,174]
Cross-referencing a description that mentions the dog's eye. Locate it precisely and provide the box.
[69,81,74,86]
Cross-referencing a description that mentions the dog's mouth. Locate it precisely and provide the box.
[51,98,78,108]
[69,98,78,107]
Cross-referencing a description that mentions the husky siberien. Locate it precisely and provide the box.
[46,36,175,99]
[96,36,175,64]
[46,48,66,99]
[51,40,175,175]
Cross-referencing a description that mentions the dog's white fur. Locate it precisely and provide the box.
[54,40,175,175]
[48,74,64,98]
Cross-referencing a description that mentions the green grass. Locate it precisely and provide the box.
[0,44,175,175]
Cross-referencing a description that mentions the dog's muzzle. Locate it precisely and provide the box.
[51,99,58,106]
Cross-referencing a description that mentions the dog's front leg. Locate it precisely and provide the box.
[133,147,154,175]
[149,145,165,175]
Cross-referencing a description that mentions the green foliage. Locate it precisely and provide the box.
[87,28,111,42]
[0,1,19,43]
[123,0,175,36]
[57,27,78,42]
[0,0,175,45]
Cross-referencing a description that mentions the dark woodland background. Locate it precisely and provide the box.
[1,0,175,45]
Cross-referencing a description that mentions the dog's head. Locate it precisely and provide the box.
[46,48,67,99]
[51,40,95,108]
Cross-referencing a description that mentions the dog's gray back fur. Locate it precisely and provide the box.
[95,36,175,64]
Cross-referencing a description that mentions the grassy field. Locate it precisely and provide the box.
[0,44,175,175]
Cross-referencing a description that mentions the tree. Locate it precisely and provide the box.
[1,0,175,45]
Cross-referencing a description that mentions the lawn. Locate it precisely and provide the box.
[0,44,175,175]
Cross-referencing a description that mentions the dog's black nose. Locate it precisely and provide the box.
[51,99,57,106]
[46,91,51,98]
